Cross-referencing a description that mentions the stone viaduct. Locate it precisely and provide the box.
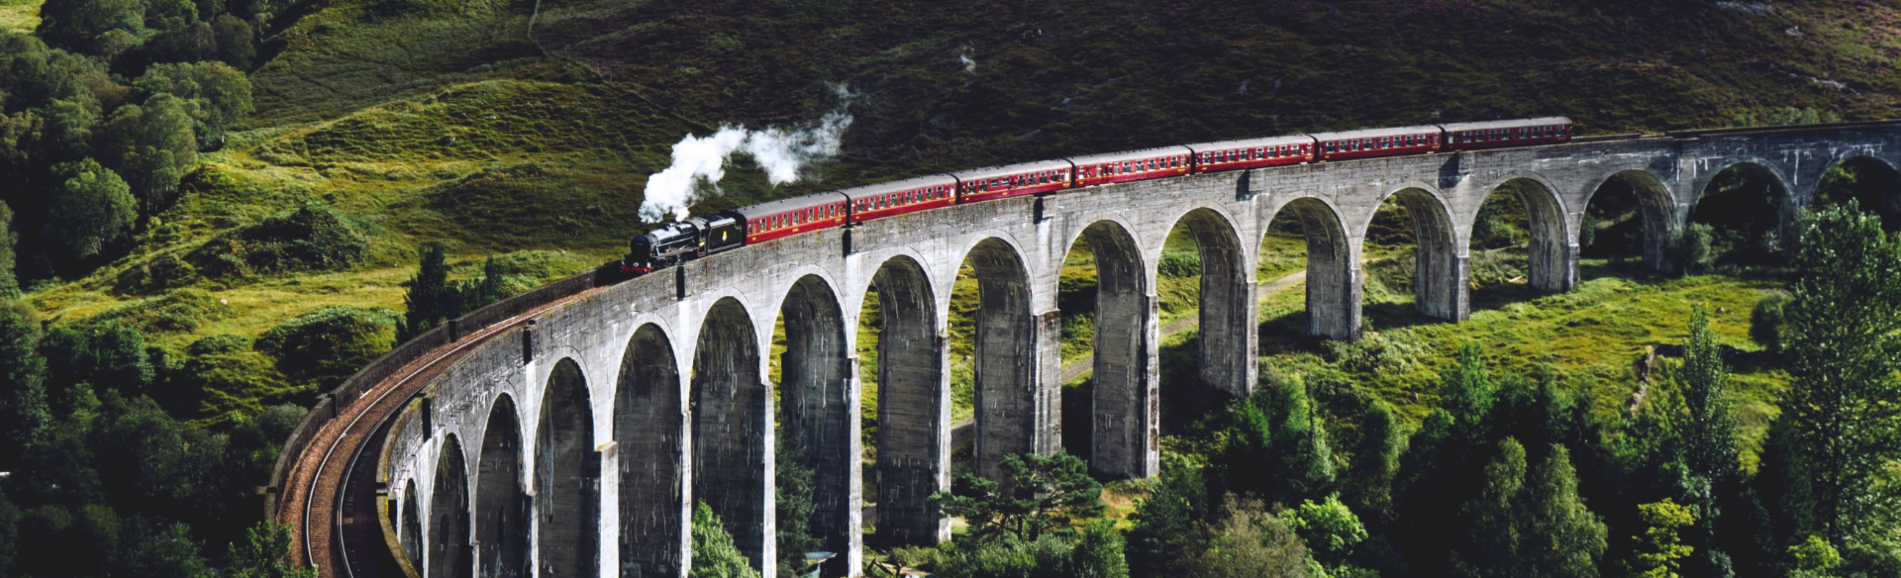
[337,122,1899,578]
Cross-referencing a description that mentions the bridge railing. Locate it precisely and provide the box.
[266,262,623,518]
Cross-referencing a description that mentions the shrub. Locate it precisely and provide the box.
[45,159,138,261]
[1668,223,1715,275]
[83,289,235,335]
[1749,291,1789,354]
[691,501,760,578]
[254,307,395,386]
[113,253,201,295]
[188,202,371,279]
[1287,495,1367,564]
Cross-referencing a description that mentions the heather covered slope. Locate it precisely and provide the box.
[533,0,1901,173]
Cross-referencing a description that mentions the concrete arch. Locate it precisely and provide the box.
[475,396,528,578]
[429,435,472,578]
[1473,176,1575,291]
[1692,161,1797,262]
[1065,219,1156,480]
[1583,169,1677,271]
[1166,207,1253,398]
[960,237,1045,482]
[1816,155,1901,217]
[691,297,770,571]
[866,255,949,547]
[534,359,597,578]
[775,275,853,558]
[1267,196,1360,340]
[615,324,685,578]
[402,479,423,572]
[1371,184,1465,321]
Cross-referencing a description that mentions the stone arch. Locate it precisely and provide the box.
[475,396,528,578]
[1474,176,1574,291]
[430,435,472,578]
[1166,207,1252,398]
[401,479,423,572]
[866,255,948,547]
[775,275,853,558]
[1692,161,1795,266]
[534,359,597,578]
[1371,185,1465,321]
[1583,169,1677,271]
[615,324,685,578]
[1816,155,1901,227]
[1267,196,1360,340]
[962,237,1044,482]
[1064,219,1155,480]
[692,297,769,571]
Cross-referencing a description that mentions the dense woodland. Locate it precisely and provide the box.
[0,0,1899,576]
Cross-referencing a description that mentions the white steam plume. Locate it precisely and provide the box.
[639,86,855,222]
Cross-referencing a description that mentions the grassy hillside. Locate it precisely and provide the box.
[18,0,1897,422]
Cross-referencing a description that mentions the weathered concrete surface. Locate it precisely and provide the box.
[377,123,1900,578]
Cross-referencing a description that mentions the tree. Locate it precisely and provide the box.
[1678,306,1740,485]
[0,200,16,296]
[226,522,316,578]
[1633,499,1695,578]
[121,521,212,578]
[692,501,761,578]
[399,242,454,341]
[1452,440,1607,578]
[132,62,252,138]
[1392,343,1498,577]
[1287,495,1366,565]
[1749,292,1789,355]
[1070,520,1129,578]
[1777,201,1901,544]
[929,450,1104,542]
[1183,496,1309,578]
[0,305,49,467]
[44,158,137,261]
[1343,401,1404,525]
[100,94,197,211]
[1127,459,1206,578]
[774,442,819,578]
[35,0,146,55]
[210,14,253,69]
[1263,375,1334,504]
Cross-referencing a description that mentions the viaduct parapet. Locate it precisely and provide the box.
[286,122,1901,578]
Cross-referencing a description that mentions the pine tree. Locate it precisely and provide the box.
[1778,201,1901,543]
[399,242,453,341]
[1523,445,1607,578]
[1452,438,1530,578]
[1393,344,1499,577]
[1264,374,1334,505]
[1344,401,1404,526]
[774,442,819,578]
[1678,306,1740,485]
[692,501,760,578]
[1127,459,1207,578]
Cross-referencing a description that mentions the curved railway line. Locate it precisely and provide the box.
[274,284,610,578]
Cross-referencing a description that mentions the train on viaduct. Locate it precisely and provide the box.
[269,120,1901,578]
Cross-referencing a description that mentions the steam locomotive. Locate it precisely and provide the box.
[622,117,1573,273]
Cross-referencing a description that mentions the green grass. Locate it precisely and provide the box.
[0,0,40,33]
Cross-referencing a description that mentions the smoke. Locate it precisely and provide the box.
[638,86,854,222]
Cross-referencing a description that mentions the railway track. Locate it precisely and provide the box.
[275,288,604,578]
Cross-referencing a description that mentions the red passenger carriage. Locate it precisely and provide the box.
[1069,146,1194,187]
[1310,125,1443,162]
[952,160,1074,203]
[1440,117,1573,150]
[737,192,850,244]
[1185,135,1314,173]
[843,174,959,224]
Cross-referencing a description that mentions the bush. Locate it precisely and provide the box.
[188,202,371,279]
[1668,223,1715,275]
[45,159,139,262]
[691,501,760,578]
[1750,291,1789,354]
[113,253,201,295]
[254,307,395,386]
[82,289,235,335]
